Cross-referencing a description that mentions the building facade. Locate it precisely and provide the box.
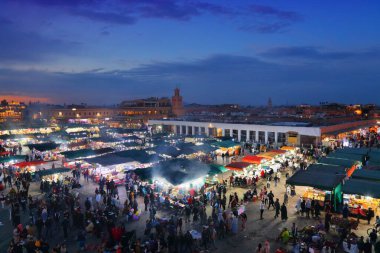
[148,119,379,146]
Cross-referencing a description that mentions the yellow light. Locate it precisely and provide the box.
[72,108,77,111]
[58,112,62,116]
[354,109,362,115]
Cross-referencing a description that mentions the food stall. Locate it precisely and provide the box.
[342,178,380,218]
[286,170,345,209]
[211,140,241,156]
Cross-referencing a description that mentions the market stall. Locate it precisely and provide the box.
[286,170,345,209]
[61,147,114,160]
[242,155,266,164]
[342,178,380,218]
[318,157,359,177]
[211,140,241,156]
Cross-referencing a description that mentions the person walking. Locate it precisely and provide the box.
[274,199,280,219]
[281,203,288,221]
[260,200,265,220]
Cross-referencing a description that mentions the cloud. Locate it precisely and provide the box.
[10,0,301,33]
[71,9,136,25]
[0,18,80,63]
[250,4,303,21]
[0,50,379,105]
[260,46,380,60]
[239,22,290,34]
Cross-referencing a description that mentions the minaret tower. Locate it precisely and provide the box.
[171,87,184,117]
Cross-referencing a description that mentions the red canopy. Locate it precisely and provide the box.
[0,151,11,156]
[242,155,265,164]
[14,160,46,168]
[225,162,252,171]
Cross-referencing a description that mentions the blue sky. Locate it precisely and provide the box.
[0,0,379,105]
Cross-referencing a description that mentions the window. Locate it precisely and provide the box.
[224,129,230,137]
[249,131,256,141]
[240,130,247,141]
[277,132,286,143]
[232,129,238,140]
[268,132,275,144]
[258,131,265,143]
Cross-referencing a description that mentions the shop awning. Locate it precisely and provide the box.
[342,179,380,199]
[225,162,252,171]
[242,155,265,164]
[26,142,60,152]
[286,170,345,191]
[318,157,357,168]
[14,160,47,168]
[351,169,380,182]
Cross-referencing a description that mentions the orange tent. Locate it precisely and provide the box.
[257,152,277,160]
[242,155,265,164]
[225,162,252,171]
[280,146,295,151]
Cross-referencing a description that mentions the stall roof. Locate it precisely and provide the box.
[306,164,347,175]
[351,169,380,182]
[190,144,218,154]
[281,146,296,151]
[90,136,122,143]
[318,157,357,168]
[269,149,287,154]
[257,152,277,160]
[211,140,240,148]
[286,170,345,190]
[242,155,265,164]
[368,152,380,163]
[225,162,252,171]
[327,152,365,162]
[85,150,159,166]
[363,165,380,171]
[334,148,370,155]
[149,145,180,157]
[26,142,60,151]
[61,147,114,159]
[342,179,380,199]
[36,167,70,176]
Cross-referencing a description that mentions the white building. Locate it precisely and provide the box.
[148,120,322,146]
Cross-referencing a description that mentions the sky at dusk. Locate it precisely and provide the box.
[0,0,379,105]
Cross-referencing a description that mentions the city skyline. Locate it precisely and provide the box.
[0,0,379,105]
